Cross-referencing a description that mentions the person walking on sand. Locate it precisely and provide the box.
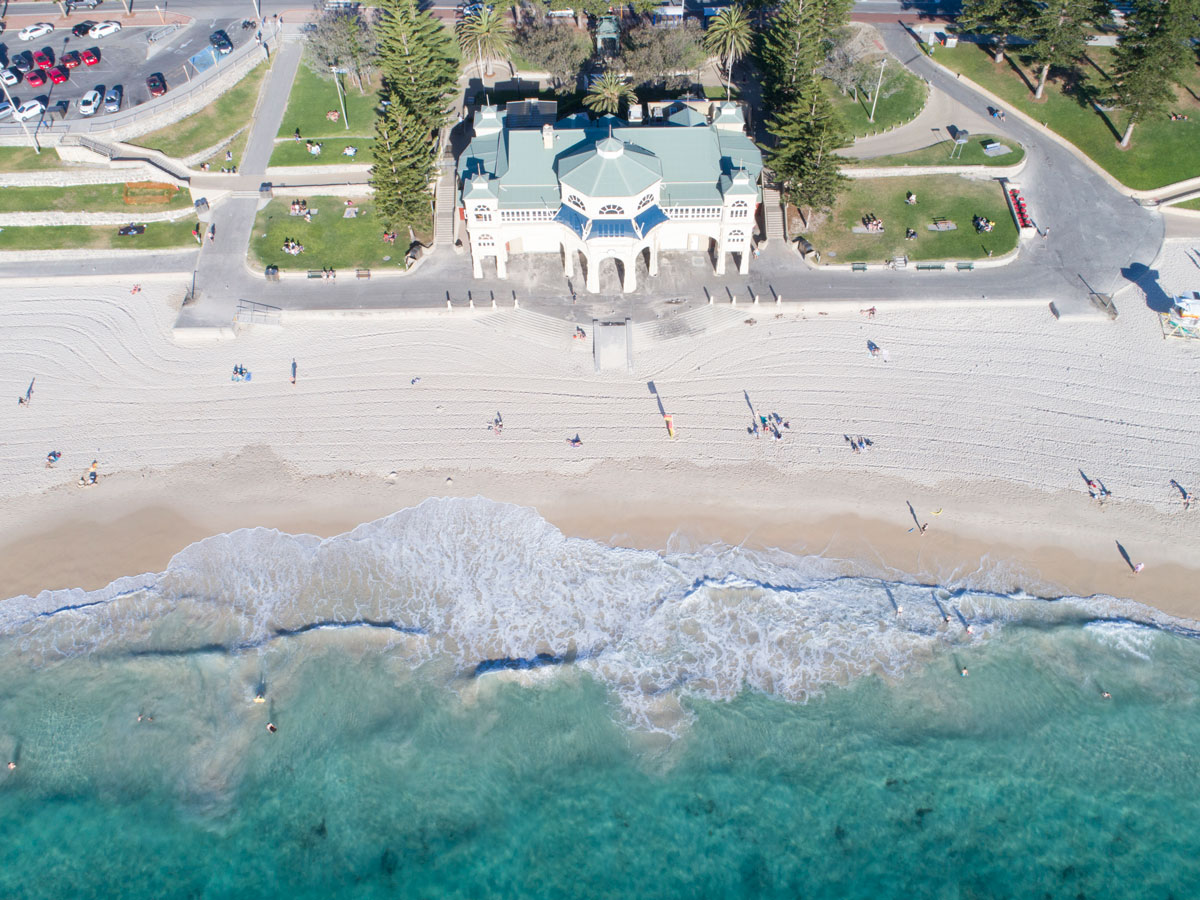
[1133,562,1145,574]
[290,358,297,385]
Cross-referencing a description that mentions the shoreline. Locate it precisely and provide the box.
[3,453,1197,619]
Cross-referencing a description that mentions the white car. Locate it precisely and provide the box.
[78,89,101,116]
[89,21,122,38]
[13,100,46,122]
[18,23,55,41]
[0,68,20,87]
[0,101,12,120]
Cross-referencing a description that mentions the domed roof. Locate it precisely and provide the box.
[557,137,662,198]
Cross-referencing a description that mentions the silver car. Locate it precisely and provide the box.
[103,85,121,112]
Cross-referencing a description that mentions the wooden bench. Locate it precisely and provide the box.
[852,263,868,272]
[956,262,975,271]
[356,269,371,280]
[916,263,945,271]
[307,270,323,279]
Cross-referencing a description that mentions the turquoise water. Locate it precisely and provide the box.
[1,499,1198,899]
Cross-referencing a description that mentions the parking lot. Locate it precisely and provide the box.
[0,14,250,121]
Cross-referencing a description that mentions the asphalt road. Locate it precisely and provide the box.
[0,14,246,119]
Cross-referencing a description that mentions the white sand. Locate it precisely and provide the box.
[2,243,1199,609]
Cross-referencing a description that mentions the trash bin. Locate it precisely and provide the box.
[194,198,209,214]
[265,265,280,282]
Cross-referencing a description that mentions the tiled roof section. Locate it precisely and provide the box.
[557,137,663,198]
[634,204,670,236]
[553,203,588,238]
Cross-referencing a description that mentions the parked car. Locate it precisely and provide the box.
[73,22,96,38]
[33,50,52,70]
[12,52,34,74]
[18,23,55,42]
[61,51,82,69]
[0,101,12,120]
[13,100,46,122]
[78,89,101,115]
[118,224,146,236]
[24,69,46,88]
[146,72,166,97]
[48,66,68,85]
[69,0,105,9]
[82,49,100,66]
[209,30,233,55]
[103,84,121,112]
[0,68,20,87]
[90,21,122,39]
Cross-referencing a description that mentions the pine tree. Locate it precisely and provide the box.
[1111,0,1200,147]
[769,84,849,219]
[757,0,853,106]
[958,0,1038,63]
[374,0,458,133]
[371,92,438,229]
[1022,0,1109,99]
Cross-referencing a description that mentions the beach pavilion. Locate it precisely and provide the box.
[456,100,764,293]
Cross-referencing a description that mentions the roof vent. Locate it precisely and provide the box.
[596,136,624,159]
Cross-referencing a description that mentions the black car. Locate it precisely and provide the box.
[117,224,145,236]
[209,30,233,55]
[12,51,34,74]
[73,21,96,38]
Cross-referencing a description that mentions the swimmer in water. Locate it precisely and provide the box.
[966,625,975,635]
[896,605,903,616]
[1102,691,1111,699]
[7,762,15,770]
[960,667,969,677]
[253,694,265,704]
[267,722,277,734]
[943,614,952,624]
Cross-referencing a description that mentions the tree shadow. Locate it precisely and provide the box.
[1058,57,1123,142]
[1120,263,1174,312]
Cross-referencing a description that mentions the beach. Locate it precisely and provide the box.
[2,242,1199,612]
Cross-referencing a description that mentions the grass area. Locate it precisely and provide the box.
[132,62,269,159]
[842,134,1025,168]
[276,64,381,140]
[0,183,192,213]
[268,137,374,167]
[826,68,928,139]
[0,147,65,171]
[935,43,1200,190]
[0,220,197,251]
[197,128,251,172]
[250,196,432,272]
[801,174,1018,264]
[1172,196,1200,212]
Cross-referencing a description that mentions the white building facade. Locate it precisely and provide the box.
[457,101,764,293]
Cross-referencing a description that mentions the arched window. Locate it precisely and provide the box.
[730,200,749,219]
[477,234,495,248]
[473,206,492,222]
[729,229,745,242]
[598,204,625,216]
[566,194,585,210]
[637,193,654,210]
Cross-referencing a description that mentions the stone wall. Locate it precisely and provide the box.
[0,207,196,226]
[0,162,177,188]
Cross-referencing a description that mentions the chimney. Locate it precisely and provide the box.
[542,123,554,149]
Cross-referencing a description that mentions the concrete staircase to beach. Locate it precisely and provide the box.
[634,305,747,345]
[472,307,578,348]
[433,161,457,246]
[762,185,785,243]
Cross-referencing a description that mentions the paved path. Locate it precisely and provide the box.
[839,80,997,159]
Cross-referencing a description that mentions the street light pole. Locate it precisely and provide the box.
[868,57,886,124]
[331,66,349,131]
[0,80,39,154]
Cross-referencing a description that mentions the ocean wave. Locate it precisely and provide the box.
[2,497,1192,734]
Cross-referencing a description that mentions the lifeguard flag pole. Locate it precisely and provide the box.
[664,414,676,439]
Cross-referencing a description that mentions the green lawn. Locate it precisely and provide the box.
[842,134,1025,168]
[0,220,198,251]
[131,62,269,159]
[198,128,251,172]
[0,147,64,171]
[250,196,431,272]
[801,174,1018,264]
[0,183,192,214]
[826,67,928,138]
[276,65,381,140]
[268,137,374,167]
[1172,196,1200,212]
[935,43,1200,190]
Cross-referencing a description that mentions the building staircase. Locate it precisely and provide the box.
[433,158,457,246]
[762,184,785,243]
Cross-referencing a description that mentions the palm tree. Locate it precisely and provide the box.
[704,5,752,101]
[456,7,514,81]
[583,73,639,116]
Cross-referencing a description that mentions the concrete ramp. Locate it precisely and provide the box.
[592,317,632,372]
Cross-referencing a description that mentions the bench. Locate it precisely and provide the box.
[356,268,371,279]
[852,263,868,272]
[916,263,945,271]
[307,270,323,279]
[956,262,975,271]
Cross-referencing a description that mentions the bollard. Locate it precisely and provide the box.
[469,297,475,309]
[708,294,713,305]
[491,297,497,309]
[446,299,452,310]
[514,297,520,309]
[753,294,759,306]
[731,294,736,306]
[776,295,781,305]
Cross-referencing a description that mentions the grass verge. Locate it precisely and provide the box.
[249,196,432,272]
[1172,197,1200,212]
[131,62,270,159]
[0,147,65,171]
[934,44,1200,190]
[0,183,192,214]
[268,138,374,167]
[0,220,198,251]
[842,134,1025,168]
[801,174,1018,264]
[826,67,928,139]
[276,65,381,140]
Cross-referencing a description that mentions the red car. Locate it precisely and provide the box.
[61,51,82,68]
[48,66,68,84]
[82,49,99,66]
[33,50,52,69]
[24,69,46,87]
[146,72,166,97]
